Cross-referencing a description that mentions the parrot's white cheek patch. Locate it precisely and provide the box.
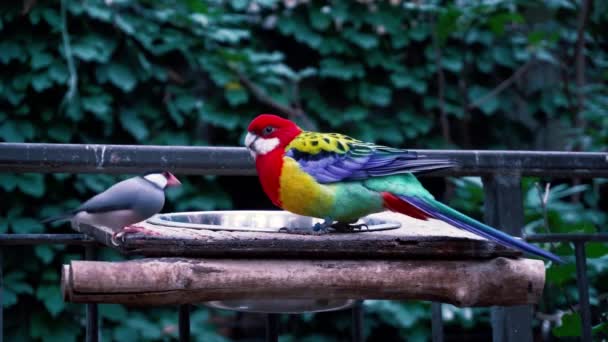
[253,137,280,155]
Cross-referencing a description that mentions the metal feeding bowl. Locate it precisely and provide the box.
[147,210,401,233]
[146,210,399,314]
[204,299,358,314]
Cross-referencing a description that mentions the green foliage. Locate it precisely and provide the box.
[1,0,607,340]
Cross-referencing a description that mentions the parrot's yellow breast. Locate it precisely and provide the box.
[278,157,335,218]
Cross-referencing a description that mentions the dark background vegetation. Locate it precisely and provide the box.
[1,0,607,340]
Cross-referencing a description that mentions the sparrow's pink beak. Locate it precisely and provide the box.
[166,172,181,187]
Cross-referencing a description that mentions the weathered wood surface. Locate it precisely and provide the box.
[73,211,523,260]
[61,257,545,307]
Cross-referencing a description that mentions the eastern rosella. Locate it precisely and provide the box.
[245,114,563,263]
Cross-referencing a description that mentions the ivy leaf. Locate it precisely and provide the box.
[319,58,365,80]
[16,173,45,197]
[35,245,55,264]
[552,312,581,337]
[225,88,249,106]
[0,42,25,63]
[36,284,65,317]
[120,110,149,140]
[82,93,113,121]
[10,218,44,234]
[100,63,137,92]
[30,51,53,69]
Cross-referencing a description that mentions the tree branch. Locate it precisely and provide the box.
[574,0,592,131]
[468,60,533,110]
[234,69,316,130]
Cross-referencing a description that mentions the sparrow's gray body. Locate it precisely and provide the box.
[71,176,166,232]
[42,172,180,240]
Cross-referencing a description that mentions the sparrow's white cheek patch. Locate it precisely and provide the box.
[253,137,280,155]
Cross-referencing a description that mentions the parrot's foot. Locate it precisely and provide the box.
[330,222,369,233]
[111,225,161,246]
[278,217,334,235]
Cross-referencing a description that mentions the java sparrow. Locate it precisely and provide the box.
[42,171,181,245]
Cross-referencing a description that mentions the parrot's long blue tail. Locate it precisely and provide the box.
[396,195,564,264]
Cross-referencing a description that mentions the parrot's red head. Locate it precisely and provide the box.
[245,114,302,159]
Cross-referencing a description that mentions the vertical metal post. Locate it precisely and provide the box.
[179,304,191,342]
[431,302,444,342]
[351,301,364,342]
[85,246,99,342]
[265,314,279,342]
[574,242,592,342]
[483,174,533,342]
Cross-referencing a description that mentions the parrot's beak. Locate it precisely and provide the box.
[165,172,181,187]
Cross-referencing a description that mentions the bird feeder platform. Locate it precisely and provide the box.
[63,211,546,308]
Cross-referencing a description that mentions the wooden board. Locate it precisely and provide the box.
[61,257,545,307]
[73,211,523,260]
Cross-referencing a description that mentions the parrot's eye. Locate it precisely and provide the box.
[262,126,275,136]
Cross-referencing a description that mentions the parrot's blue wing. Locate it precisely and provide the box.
[285,132,456,184]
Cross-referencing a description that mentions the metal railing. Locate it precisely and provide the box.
[1,143,607,342]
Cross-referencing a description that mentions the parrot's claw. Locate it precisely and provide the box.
[278,217,334,235]
[330,222,369,232]
[111,225,160,246]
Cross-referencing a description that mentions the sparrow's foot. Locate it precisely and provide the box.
[111,225,161,246]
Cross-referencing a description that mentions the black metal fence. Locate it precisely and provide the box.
[1,143,607,342]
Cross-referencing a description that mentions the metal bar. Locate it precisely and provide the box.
[265,314,279,342]
[351,301,364,342]
[1,143,607,177]
[0,234,98,246]
[85,246,99,342]
[179,304,191,342]
[431,302,443,342]
[483,175,533,342]
[0,249,3,342]
[526,233,608,243]
[574,242,592,342]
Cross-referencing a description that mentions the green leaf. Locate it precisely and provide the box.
[343,28,378,49]
[359,84,391,106]
[436,7,461,43]
[553,312,581,337]
[99,63,137,92]
[546,263,576,286]
[310,9,331,30]
[225,88,248,106]
[3,289,17,307]
[319,58,365,80]
[488,12,524,36]
[0,122,24,142]
[11,218,44,234]
[16,173,45,197]
[36,284,65,317]
[120,110,149,140]
[0,41,25,63]
[72,34,116,62]
[82,93,113,120]
[31,72,53,92]
[31,51,53,69]
[35,245,55,264]
[100,304,129,322]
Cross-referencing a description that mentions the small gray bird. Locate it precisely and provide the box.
[42,171,181,244]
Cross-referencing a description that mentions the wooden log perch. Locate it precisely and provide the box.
[62,257,545,307]
[73,212,523,260]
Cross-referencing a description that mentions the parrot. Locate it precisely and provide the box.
[244,114,563,264]
[41,171,181,245]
